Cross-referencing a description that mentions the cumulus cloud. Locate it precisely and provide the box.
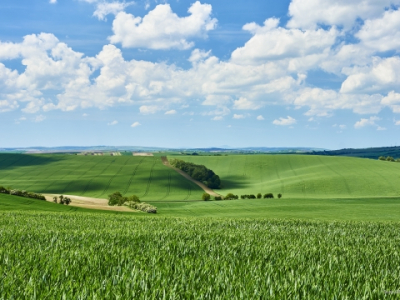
[231,18,338,66]
[256,115,264,120]
[381,91,400,113]
[287,0,400,30]
[212,116,223,121]
[49,0,57,3]
[139,105,160,114]
[93,2,134,21]
[395,120,400,125]
[273,116,296,126]
[34,115,46,122]
[354,116,380,128]
[131,121,141,127]
[108,120,118,125]
[233,97,262,110]
[165,110,177,115]
[233,114,244,119]
[109,1,217,49]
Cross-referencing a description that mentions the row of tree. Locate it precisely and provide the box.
[379,156,400,162]
[0,186,46,201]
[170,159,221,189]
[202,192,282,201]
[108,191,157,213]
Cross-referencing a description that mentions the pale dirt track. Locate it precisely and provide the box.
[43,194,136,212]
[161,156,221,197]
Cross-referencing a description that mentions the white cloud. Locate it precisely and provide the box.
[231,18,338,66]
[233,114,244,119]
[256,115,264,120]
[233,97,262,110]
[139,105,160,114]
[131,121,141,127]
[93,2,134,21]
[165,110,177,115]
[377,126,386,131]
[395,120,400,125]
[212,116,223,121]
[49,0,57,3]
[382,91,400,113]
[340,57,400,94]
[287,0,399,30]
[82,113,88,117]
[108,120,118,125]
[356,9,400,52]
[34,115,46,122]
[273,116,296,126]
[109,1,217,49]
[354,116,380,128]
[189,49,211,64]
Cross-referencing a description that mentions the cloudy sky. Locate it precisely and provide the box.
[1,0,400,149]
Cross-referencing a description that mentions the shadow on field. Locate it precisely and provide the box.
[219,175,252,190]
[0,154,64,171]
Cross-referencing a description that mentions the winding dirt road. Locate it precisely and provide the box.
[161,156,221,197]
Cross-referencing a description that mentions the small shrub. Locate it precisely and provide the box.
[386,156,395,162]
[257,193,262,199]
[249,194,256,199]
[225,193,236,200]
[278,193,282,199]
[379,156,386,161]
[264,193,274,199]
[202,193,211,201]
[131,202,157,213]
[214,196,222,200]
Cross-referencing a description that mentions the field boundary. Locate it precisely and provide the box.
[161,156,221,197]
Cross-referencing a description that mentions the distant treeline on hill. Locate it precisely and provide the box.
[170,159,221,189]
[308,146,400,159]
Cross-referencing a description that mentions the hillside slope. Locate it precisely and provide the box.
[175,155,400,198]
[0,154,203,201]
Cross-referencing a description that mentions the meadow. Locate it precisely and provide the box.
[0,153,203,201]
[177,154,400,198]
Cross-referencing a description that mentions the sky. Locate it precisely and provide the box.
[1,0,400,149]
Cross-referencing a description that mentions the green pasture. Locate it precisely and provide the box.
[177,154,400,198]
[0,154,203,201]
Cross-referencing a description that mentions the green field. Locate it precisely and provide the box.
[176,154,400,198]
[1,211,400,298]
[0,154,203,201]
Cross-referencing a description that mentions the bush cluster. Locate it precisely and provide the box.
[379,156,400,162]
[52,195,71,205]
[108,191,156,213]
[0,186,46,201]
[169,159,221,189]
[212,193,282,201]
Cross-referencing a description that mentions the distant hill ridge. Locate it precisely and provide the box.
[308,146,400,159]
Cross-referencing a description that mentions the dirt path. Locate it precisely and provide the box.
[43,194,136,212]
[161,156,221,197]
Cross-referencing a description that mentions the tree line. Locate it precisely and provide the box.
[170,159,221,189]
[0,186,46,201]
[379,156,400,162]
[108,191,157,213]
[202,192,282,201]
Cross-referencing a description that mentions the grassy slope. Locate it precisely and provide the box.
[176,154,400,198]
[0,154,203,201]
[0,193,127,214]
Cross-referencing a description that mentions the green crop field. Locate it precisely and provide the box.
[1,211,400,298]
[177,154,400,198]
[0,154,203,201]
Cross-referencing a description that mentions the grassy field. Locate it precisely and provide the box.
[0,154,203,201]
[1,211,400,298]
[177,154,400,198]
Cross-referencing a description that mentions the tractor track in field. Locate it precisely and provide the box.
[142,159,157,198]
[161,156,221,197]
[317,156,352,196]
[183,181,192,201]
[98,158,131,197]
[82,159,115,195]
[159,171,172,201]
[3,156,39,181]
[122,158,144,195]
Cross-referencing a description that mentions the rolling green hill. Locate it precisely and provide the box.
[0,154,203,201]
[175,154,400,198]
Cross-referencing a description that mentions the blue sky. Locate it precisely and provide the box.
[1,0,400,149]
